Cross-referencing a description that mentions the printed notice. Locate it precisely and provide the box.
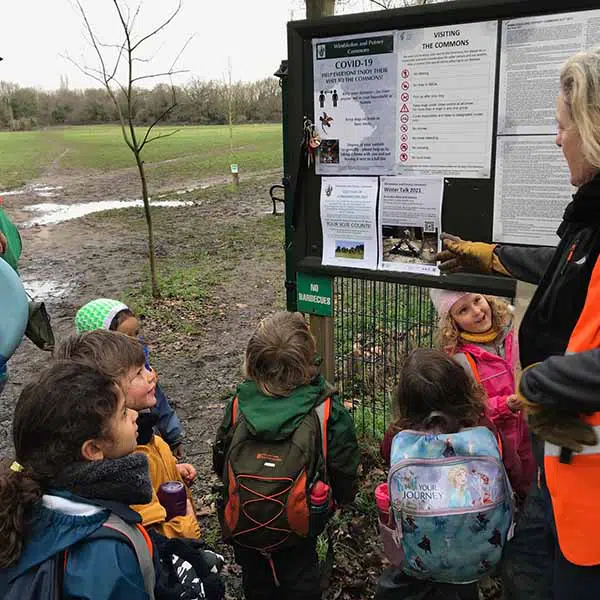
[320,176,379,269]
[395,21,498,178]
[313,33,397,174]
[498,9,600,135]
[379,176,443,275]
[493,137,575,246]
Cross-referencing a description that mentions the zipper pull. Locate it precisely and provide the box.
[560,242,578,275]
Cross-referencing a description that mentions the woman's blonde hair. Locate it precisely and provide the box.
[560,47,600,169]
[436,295,512,354]
[244,311,318,397]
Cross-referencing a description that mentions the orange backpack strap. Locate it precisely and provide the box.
[463,353,481,384]
[314,397,332,463]
[495,432,503,459]
[231,396,239,425]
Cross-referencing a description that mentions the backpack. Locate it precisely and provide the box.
[149,531,226,600]
[219,395,332,555]
[384,426,514,584]
[2,513,155,600]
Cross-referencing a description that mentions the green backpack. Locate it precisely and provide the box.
[220,395,332,555]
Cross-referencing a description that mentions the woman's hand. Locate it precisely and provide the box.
[436,233,496,274]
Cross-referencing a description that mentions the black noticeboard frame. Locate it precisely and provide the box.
[284,0,600,306]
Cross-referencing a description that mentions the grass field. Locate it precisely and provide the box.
[0,123,282,190]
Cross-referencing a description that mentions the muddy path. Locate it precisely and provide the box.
[0,167,285,498]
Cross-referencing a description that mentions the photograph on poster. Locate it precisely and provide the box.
[320,139,340,164]
[381,225,438,266]
[335,240,365,260]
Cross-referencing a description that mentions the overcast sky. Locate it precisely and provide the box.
[2,0,383,90]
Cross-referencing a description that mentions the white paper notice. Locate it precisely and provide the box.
[313,33,397,175]
[379,176,443,275]
[320,177,379,269]
[493,137,575,246]
[395,21,498,179]
[498,9,600,135]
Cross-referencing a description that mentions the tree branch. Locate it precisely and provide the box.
[131,0,182,52]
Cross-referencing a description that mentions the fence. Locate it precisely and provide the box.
[333,277,437,438]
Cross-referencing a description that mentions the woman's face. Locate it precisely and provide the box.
[556,93,597,188]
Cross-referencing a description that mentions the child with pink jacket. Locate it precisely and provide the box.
[431,289,535,502]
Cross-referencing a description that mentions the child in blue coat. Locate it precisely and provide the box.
[0,361,155,599]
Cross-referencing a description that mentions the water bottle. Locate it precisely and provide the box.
[375,483,391,526]
[309,480,331,535]
[157,481,187,520]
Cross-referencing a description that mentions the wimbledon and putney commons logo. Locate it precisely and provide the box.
[317,44,326,59]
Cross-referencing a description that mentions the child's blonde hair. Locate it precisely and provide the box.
[436,296,512,354]
[244,312,318,397]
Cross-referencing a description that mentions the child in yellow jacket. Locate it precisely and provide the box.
[56,329,200,540]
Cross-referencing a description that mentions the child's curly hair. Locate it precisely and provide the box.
[436,295,512,355]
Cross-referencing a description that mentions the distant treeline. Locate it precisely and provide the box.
[0,78,282,130]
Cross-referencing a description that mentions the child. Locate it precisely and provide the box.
[0,362,154,598]
[75,298,185,457]
[213,311,360,600]
[377,349,514,600]
[56,329,201,540]
[430,290,534,501]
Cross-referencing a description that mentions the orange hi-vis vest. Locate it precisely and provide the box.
[544,256,600,566]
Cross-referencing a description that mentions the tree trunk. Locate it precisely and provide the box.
[306,0,336,19]
[135,154,160,298]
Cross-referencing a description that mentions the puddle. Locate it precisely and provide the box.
[22,199,195,226]
[0,184,63,199]
[22,279,72,300]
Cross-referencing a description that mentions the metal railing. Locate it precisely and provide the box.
[334,277,437,438]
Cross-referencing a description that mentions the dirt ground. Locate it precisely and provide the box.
[0,165,506,599]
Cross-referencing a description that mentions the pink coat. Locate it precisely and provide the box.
[456,329,535,499]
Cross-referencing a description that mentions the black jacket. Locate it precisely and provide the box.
[495,173,600,410]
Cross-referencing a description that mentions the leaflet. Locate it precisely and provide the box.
[395,21,498,178]
[493,136,574,246]
[320,176,379,269]
[378,176,443,275]
[313,33,397,175]
[498,9,600,134]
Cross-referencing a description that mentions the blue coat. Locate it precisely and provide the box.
[0,493,150,600]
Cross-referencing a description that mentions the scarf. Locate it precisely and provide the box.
[459,327,500,344]
[53,452,152,505]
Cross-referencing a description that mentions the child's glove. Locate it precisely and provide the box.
[525,401,598,453]
[436,233,497,274]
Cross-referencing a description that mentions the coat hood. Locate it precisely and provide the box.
[236,376,335,440]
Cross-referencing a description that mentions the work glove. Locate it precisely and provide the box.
[524,401,598,453]
[435,233,497,274]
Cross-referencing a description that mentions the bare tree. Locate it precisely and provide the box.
[67,0,191,298]
[305,0,336,18]
[369,0,428,7]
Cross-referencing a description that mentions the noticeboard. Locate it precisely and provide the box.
[284,0,600,301]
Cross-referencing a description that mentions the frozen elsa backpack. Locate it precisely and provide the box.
[383,423,513,583]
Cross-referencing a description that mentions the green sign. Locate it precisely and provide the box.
[297,273,333,317]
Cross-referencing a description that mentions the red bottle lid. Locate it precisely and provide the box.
[311,480,329,503]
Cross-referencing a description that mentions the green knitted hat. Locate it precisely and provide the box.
[75,298,130,333]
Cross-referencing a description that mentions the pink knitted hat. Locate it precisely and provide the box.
[429,288,470,320]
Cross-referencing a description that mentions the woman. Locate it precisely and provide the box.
[438,47,600,597]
